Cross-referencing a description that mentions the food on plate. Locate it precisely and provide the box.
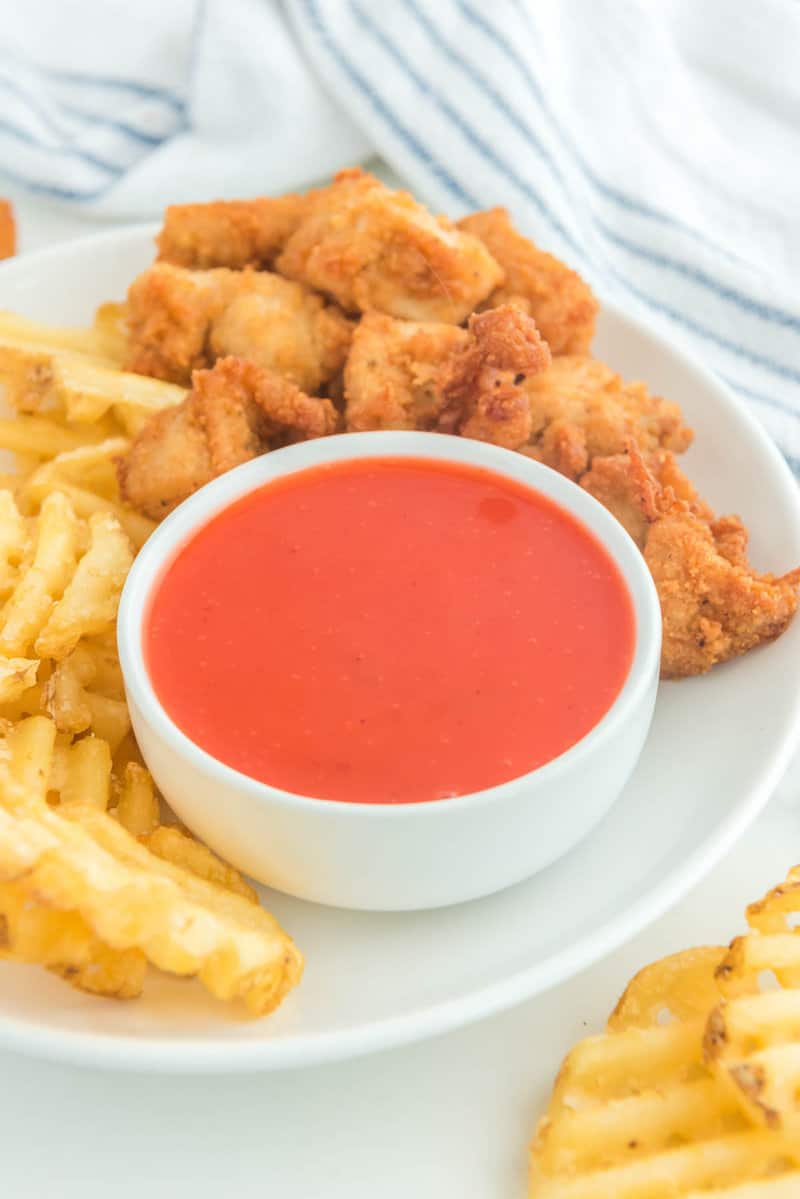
[580,446,710,547]
[18,440,155,549]
[582,445,800,677]
[344,305,551,448]
[5,172,799,678]
[458,207,597,355]
[529,869,800,1196]
[122,172,797,679]
[157,193,308,270]
[117,356,338,518]
[520,354,693,480]
[0,717,302,1013]
[0,485,301,1014]
[146,455,635,804]
[0,201,16,260]
[126,261,352,392]
[275,167,504,323]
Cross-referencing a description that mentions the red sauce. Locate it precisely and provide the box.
[145,457,635,804]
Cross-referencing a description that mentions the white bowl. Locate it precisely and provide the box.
[118,430,661,910]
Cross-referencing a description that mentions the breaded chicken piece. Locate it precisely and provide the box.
[344,311,469,433]
[156,194,307,269]
[345,305,551,450]
[458,208,598,355]
[581,448,711,548]
[117,357,338,519]
[276,168,503,323]
[126,263,352,394]
[582,444,800,677]
[437,307,552,449]
[520,355,692,480]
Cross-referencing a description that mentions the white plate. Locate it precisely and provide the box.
[1,227,799,1073]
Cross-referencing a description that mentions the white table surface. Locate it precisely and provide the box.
[2,185,800,1199]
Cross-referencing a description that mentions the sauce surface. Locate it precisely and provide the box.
[146,457,635,803]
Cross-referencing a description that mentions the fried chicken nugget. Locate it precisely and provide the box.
[126,262,352,394]
[117,357,338,519]
[520,354,693,480]
[458,207,598,354]
[581,447,711,548]
[438,307,552,449]
[344,311,469,433]
[344,305,551,450]
[582,445,800,677]
[276,168,503,323]
[156,194,307,269]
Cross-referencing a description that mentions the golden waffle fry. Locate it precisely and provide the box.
[16,440,156,550]
[114,761,159,836]
[0,491,81,657]
[0,489,134,666]
[23,470,155,549]
[0,768,303,1014]
[0,878,147,999]
[34,510,133,659]
[530,947,800,1197]
[22,439,129,499]
[609,946,726,1030]
[706,866,800,1136]
[143,824,258,903]
[0,657,38,704]
[0,306,306,1020]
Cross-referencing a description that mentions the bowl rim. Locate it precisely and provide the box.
[118,429,662,817]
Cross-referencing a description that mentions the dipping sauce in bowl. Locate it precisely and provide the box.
[145,456,635,804]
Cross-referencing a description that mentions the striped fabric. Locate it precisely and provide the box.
[3,0,800,473]
[289,0,800,475]
[0,56,187,202]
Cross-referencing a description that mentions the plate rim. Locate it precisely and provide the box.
[1,224,799,1072]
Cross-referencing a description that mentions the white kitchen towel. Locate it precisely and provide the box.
[2,0,800,472]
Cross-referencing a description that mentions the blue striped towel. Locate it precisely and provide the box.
[3,1,800,473]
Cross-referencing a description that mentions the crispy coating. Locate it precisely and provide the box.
[276,168,504,323]
[117,357,338,519]
[126,262,352,393]
[344,311,469,432]
[344,305,551,449]
[438,307,552,449]
[458,207,598,354]
[520,354,693,480]
[156,194,307,269]
[582,445,800,677]
[581,448,711,548]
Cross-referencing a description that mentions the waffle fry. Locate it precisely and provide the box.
[706,866,800,1136]
[143,824,258,903]
[20,442,156,549]
[0,877,147,998]
[0,453,303,1015]
[530,945,800,1197]
[0,745,303,1013]
[115,761,159,836]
